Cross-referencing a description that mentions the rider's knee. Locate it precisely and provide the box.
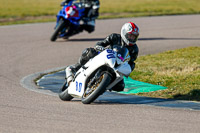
[79,48,97,65]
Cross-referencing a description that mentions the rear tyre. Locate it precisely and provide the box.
[82,73,111,104]
[50,19,66,42]
[59,80,73,101]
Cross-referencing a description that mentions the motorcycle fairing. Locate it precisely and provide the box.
[66,6,79,18]
[67,49,117,97]
[56,1,85,26]
[67,49,132,97]
[115,62,131,77]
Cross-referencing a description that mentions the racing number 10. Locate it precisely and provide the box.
[76,81,82,92]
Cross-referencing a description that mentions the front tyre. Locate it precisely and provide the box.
[59,80,73,101]
[50,19,66,42]
[82,73,111,104]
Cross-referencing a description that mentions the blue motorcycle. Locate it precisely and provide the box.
[50,0,85,41]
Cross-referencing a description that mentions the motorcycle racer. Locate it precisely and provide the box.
[60,0,100,37]
[66,22,139,92]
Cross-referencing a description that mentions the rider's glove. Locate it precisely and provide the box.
[95,46,105,52]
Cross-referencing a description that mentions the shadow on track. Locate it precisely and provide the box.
[68,38,104,42]
[58,92,200,110]
[173,89,200,101]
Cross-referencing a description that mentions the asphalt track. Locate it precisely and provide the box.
[1,15,200,133]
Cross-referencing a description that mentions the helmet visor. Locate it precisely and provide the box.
[125,33,138,44]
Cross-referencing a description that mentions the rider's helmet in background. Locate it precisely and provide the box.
[121,22,139,46]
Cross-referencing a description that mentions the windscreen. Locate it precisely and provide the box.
[113,45,130,63]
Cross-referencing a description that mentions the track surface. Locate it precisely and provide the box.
[0,15,200,133]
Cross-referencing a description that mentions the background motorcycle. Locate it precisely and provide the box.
[59,46,132,104]
[50,0,85,41]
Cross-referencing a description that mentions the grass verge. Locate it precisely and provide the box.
[1,0,200,25]
[130,47,200,101]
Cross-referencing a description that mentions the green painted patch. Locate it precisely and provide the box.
[121,77,167,94]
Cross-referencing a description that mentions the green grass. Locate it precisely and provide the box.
[130,47,200,101]
[1,0,200,25]
[100,0,200,18]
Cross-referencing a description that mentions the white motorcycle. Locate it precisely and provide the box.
[59,45,132,104]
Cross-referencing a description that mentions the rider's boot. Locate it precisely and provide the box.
[65,63,82,85]
[72,63,82,72]
[65,66,75,85]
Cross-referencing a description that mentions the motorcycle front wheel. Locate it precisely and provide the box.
[82,73,111,104]
[50,19,66,42]
[59,80,74,101]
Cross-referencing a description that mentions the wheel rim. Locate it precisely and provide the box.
[83,75,104,98]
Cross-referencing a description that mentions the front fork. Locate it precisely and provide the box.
[57,18,70,37]
[87,69,102,88]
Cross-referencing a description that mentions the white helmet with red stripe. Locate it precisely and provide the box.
[121,22,139,46]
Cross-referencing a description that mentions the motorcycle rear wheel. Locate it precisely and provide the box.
[82,73,111,104]
[59,80,74,101]
[50,19,66,42]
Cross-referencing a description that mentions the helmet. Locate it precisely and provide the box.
[121,22,139,46]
